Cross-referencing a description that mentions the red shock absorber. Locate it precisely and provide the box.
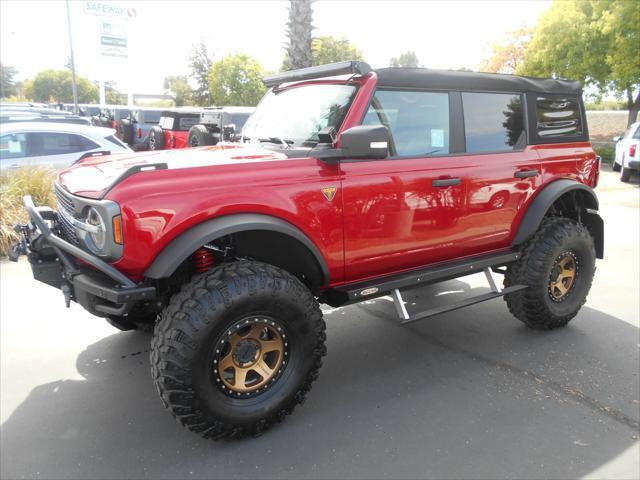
[193,247,215,273]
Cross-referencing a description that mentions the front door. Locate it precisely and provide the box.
[341,89,469,282]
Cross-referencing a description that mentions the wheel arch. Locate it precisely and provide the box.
[144,213,330,289]
[513,179,603,258]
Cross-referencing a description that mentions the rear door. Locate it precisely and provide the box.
[457,92,541,255]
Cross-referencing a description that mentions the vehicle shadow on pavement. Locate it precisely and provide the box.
[1,280,638,480]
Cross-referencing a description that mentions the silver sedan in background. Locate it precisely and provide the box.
[0,122,132,171]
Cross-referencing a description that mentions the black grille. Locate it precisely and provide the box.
[55,185,79,245]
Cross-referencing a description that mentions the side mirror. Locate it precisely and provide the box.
[613,135,622,142]
[340,125,389,159]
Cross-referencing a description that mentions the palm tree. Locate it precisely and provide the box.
[285,0,313,70]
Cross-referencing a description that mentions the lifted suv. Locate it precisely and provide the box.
[187,106,254,147]
[148,109,201,150]
[17,61,603,440]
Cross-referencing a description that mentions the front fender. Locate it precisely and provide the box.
[144,213,330,282]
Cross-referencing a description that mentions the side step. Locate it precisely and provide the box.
[392,268,527,324]
[324,250,521,307]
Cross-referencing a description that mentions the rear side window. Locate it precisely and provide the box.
[535,96,582,138]
[0,133,27,159]
[159,117,174,130]
[177,116,199,131]
[30,132,99,156]
[462,92,524,153]
[141,111,161,124]
[363,90,450,156]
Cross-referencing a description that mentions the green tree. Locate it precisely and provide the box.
[104,81,126,104]
[23,69,98,103]
[284,0,314,70]
[519,0,639,126]
[479,26,532,74]
[600,0,640,125]
[163,75,193,106]
[390,51,420,68]
[312,36,362,66]
[189,40,213,106]
[208,54,266,106]
[1,63,19,98]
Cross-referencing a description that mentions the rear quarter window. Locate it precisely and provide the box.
[528,93,587,143]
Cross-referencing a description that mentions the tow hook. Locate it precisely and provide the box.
[61,283,72,308]
[8,224,29,262]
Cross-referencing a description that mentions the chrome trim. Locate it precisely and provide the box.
[59,207,101,234]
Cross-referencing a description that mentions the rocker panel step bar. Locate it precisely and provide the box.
[325,251,521,307]
[397,284,528,324]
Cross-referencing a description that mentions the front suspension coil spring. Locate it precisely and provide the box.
[193,247,215,273]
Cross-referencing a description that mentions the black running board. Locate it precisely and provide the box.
[397,284,527,324]
[323,250,521,307]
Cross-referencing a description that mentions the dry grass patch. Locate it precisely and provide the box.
[0,167,56,257]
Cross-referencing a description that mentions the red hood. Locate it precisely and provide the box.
[58,144,289,198]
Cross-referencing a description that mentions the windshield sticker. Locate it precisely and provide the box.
[431,129,444,148]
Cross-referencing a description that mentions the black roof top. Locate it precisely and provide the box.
[374,67,581,95]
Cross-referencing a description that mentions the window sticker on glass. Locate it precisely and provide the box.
[431,129,444,148]
[8,140,22,153]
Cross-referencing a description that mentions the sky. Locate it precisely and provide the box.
[0,0,552,96]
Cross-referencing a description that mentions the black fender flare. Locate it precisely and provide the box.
[512,179,603,258]
[144,213,330,283]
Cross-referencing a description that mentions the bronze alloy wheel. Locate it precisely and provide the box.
[548,251,579,302]
[213,317,288,397]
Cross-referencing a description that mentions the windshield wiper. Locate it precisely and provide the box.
[257,137,294,148]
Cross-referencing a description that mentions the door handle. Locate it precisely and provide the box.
[432,178,461,187]
[514,170,539,178]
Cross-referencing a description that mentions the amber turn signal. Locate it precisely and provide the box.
[113,215,123,244]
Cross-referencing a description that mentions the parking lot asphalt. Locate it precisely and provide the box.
[1,170,638,480]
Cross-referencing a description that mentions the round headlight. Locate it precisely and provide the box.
[86,207,106,252]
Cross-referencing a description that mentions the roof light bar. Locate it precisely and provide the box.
[263,60,372,87]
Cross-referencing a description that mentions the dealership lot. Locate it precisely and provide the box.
[1,170,638,479]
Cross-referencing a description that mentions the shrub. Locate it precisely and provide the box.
[0,167,56,257]
[593,144,615,165]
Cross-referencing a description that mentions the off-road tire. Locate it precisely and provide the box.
[612,161,621,172]
[118,119,133,144]
[620,165,632,182]
[505,217,596,330]
[148,126,165,150]
[150,260,326,439]
[188,125,214,147]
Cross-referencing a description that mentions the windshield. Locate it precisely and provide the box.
[242,83,357,146]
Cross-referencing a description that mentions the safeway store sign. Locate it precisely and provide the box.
[83,1,137,20]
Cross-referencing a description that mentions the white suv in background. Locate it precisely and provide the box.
[0,122,131,171]
[613,121,640,182]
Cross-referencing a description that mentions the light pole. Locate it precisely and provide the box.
[65,0,79,113]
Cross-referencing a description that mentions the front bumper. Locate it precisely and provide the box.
[22,196,156,317]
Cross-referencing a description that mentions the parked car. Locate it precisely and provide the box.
[0,122,130,170]
[1,107,91,126]
[148,108,202,150]
[613,121,640,182]
[187,106,254,146]
[91,106,130,129]
[16,61,603,440]
[77,104,102,118]
[149,108,201,150]
[116,108,163,151]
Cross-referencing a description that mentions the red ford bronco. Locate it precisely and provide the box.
[16,61,603,439]
[147,108,201,150]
